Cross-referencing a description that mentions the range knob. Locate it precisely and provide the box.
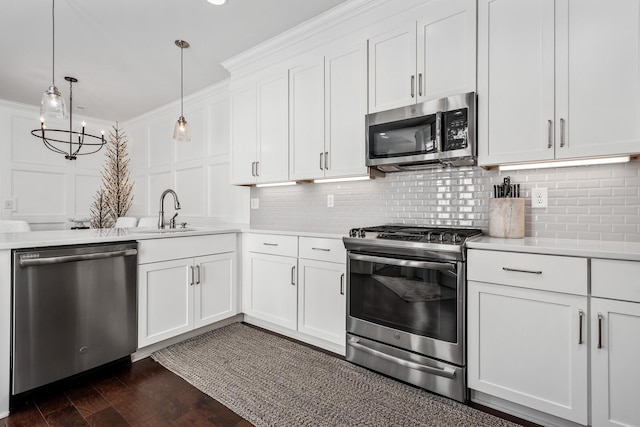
[452,233,462,244]
[439,233,449,244]
[358,228,366,238]
[349,228,358,238]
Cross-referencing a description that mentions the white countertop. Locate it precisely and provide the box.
[0,226,243,250]
[467,236,640,261]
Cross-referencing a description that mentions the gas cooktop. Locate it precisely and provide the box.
[343,225,483,261]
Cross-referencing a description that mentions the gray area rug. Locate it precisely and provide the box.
[152,323,519,427]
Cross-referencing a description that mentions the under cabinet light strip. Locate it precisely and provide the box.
[255,182,297,188]
[499,156,631,171]
[313,176,372,184]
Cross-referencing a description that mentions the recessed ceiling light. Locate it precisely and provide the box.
[207,0,227,5]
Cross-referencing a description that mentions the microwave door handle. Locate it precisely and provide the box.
[436,111,443,152]
[349,253,455,273]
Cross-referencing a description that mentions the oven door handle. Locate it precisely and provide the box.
[349,340,456,379]
[348,253,455,272]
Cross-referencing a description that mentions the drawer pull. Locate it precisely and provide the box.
[597,312,604,349]
[291,266,296,286]
[578,309,584,344]
[312,247,330,252]
[502,267,542,275]
[340,273,345,295]
[263,243,278,247]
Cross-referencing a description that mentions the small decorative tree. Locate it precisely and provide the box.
[90,122,135,228]
[89,188,111,229]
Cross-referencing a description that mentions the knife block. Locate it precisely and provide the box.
[489,198,525,238]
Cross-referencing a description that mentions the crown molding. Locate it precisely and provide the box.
[221,0,386,73]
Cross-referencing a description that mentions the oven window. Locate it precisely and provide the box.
[369,114,438,159]
[349,257,459,343]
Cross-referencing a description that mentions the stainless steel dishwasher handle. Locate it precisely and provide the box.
[349,339,456,379]
[19,249,138,266]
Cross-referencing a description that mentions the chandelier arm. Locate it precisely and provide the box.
[180,44,184,117]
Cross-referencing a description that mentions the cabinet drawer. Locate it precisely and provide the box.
[245,233,298,257]
[592,259,640,303]
[138,234,236,264]
[467,249,587,295]
[299,237,346,264]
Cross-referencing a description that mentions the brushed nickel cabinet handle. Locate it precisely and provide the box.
[320,152,324,170]
[502,267,542,275]
[418,73,423,96]
[410,75,415,98]
[578,309,584,344]
[263,242,278,247]
[324,151,329,170]
[547,120,553,148]
[195,264,201,285]
[598,312,603,348]
[312,247,330,252]
[340,273,345,295]
[251,161,256,177]
[255,161,260,176]
[291,265,296,286]
[560,118,566,147]
[189,265,195,286]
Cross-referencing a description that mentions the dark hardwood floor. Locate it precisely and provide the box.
[1,358,251,427]
[1,326,539,427]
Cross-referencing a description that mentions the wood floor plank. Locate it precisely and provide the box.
[85,406,131,427]
[90,376,129,404]
[3,402,47,427]
[33,391,73,417]
[65,382,110,418]
[45,405,90,427]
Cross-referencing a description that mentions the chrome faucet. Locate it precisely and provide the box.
[158,189,181,229]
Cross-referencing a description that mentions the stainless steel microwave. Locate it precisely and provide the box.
[365,92,476,172]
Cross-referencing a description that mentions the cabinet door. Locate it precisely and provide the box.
[289,56,325,181]
[230,85,257,185]
[416,0,476,102]
[555,0,640,159]
[591,298,640,427]
[368,23,417,113]
[468,281,588,425]
[246,252,297,330]
[257,71,289,184]
[193,252,237,329]
[297,259,346,345]
[324,42,368,178]
[477,0,555,166]
[138,259,194,348]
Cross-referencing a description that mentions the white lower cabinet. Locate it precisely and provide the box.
[591,259,640,427]
[467,249,588,425]
[243,233,347,353]
[137,235,237,348]
[298,252,346,346]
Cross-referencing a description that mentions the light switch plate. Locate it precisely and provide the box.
[250,198,259,209]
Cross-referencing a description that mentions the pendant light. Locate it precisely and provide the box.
[173,40,191,142]
[40,0,67,120]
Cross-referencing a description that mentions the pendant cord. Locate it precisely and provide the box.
[52,0,55,86]
[180,45,184,117]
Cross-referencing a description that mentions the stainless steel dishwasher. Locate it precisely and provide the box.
[12,241,138,395]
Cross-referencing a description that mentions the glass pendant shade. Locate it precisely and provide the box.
[173,116,190,142]
[40,85,67,120]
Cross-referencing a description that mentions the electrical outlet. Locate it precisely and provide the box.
[327,194,334,208]
[250,198,259,210]
[3,200,12,210]
[531,187,548,208]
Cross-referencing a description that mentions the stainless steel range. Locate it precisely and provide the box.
[343,225,482,402]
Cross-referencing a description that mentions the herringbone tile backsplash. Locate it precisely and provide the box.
[251,160,640,242]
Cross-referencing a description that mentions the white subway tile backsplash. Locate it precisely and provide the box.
[250,161,640,241]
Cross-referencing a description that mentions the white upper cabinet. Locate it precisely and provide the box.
[479,0,640,166]
[289,42,368,181]
[368,0,477,113]
[230,69,289,185]
[289,56,326,181]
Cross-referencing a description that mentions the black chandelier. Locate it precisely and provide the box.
[31,77,106,160]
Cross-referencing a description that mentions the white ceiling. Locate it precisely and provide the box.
[0,0,347,121]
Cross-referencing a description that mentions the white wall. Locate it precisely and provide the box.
[123,80,249,227]
[0,99,112,230]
